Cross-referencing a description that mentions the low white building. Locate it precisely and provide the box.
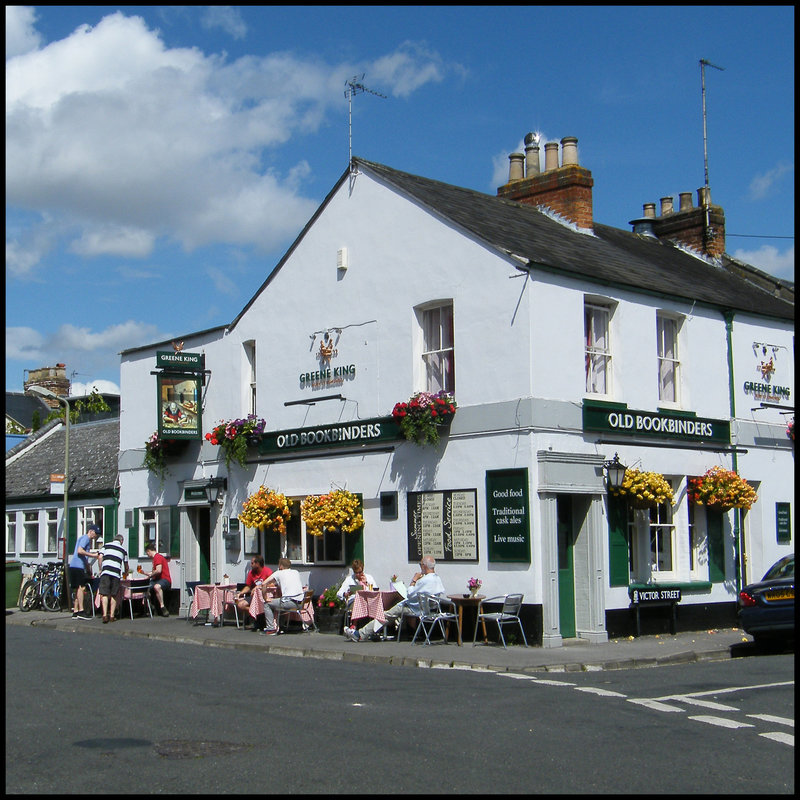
[117,137,794,644]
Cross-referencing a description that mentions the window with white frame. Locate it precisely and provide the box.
[7,513,17,555]
[244,340,257,416]
[686,501,707,579]
[648,501,676,574]
[140,508,172,556]
[418,302,455,394]
[46,510,59,554]
[627,482,678,581]
[23,511,39,554]
[585,301,612,395]
[81,506,104,542]
[657,314,681,404]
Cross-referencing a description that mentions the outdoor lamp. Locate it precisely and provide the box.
[27,385,71,606]
[603,453,627,491]
[205,477,227,505]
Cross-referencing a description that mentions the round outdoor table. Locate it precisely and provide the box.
[447,594,488,645]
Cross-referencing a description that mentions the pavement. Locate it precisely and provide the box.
[5,606,756,673]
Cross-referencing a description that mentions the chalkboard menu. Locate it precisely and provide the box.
[406,489,478,562]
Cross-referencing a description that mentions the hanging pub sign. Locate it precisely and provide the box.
[583,400,730,445]
[157,373,202,439]
[486,468,531,563]
[406,489,478,562]
[156,350,204,371]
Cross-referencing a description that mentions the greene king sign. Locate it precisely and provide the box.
[583,401,730,444]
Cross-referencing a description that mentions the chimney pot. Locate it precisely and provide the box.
[697,186,710,206]
[643,203,656,218]
[679,192,693,211]
[508,152,524,182]
[524,134,540,176]
[660,196,674,216]
[560,136,579,166]
[544,142,560,171]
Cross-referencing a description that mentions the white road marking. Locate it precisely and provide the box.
[671,697,739,711]
[627,698,684,712]
[654,680,793,701]
[688,715,754,729]
[747,714,794,727]
[759,731,794,746]
[496,673,537,680]
[574,686,627,697]
[530,678,576,686]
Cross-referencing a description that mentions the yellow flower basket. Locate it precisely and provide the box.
[301,489,364,538]
[239,487,292,534]
[610,467,674,508]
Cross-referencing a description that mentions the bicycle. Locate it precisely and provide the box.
[18,561,64,611]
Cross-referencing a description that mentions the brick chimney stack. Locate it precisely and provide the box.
[631,188,726,258]
[23,363,71,407]
[497,134,594,230]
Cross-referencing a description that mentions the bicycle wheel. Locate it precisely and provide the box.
[42,582,62,612]
[18,580,38,611]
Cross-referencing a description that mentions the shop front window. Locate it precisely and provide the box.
[140,508,171,556]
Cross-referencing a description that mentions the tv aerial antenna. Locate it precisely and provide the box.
[699,58,725,249]
[345,74,386,176]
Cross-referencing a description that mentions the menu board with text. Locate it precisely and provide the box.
[406,489,478,562]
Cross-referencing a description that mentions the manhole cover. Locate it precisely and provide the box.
[154,739,252,759]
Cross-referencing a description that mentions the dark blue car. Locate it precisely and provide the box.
[737,553,794,643]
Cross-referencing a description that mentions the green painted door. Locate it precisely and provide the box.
[557,497,576,638]
[198,509,211,584]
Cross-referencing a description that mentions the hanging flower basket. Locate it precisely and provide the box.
[205,415,267,469]
[687,466,757,512]
[301,489,364,537]
[143,432,186,482]
[610,467,674,509]
[787,418,794,443]
[392,391,457,446]
[238,486,292,534]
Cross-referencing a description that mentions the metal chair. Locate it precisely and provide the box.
[411,593,460,645]
[472,593,528,648]
[394,599,425,642]
[185,580,204,624]
[126,578,153,620]
[277,589,317,633]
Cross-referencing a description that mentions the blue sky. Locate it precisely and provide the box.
[6,5,794,395]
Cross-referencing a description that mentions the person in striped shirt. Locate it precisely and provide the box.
[98,534,129,624]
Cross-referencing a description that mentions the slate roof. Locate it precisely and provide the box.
[5,418,119,500]
[5,393,51,430]
[356,158,794,321]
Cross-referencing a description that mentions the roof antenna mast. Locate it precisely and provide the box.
[699,58,725,251]
[345,74,386,178]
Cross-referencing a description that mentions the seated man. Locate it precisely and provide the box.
[236,556,273,631]
[258,558,305,635]
[143,541,172,616]
[345,555,445,642]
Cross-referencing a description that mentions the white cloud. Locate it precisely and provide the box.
[71,379,121,396]
[5,6,42,58]
[749,162,793,201]
[201,6,247,40]
[733,244,795,282]
[5,12,451,274]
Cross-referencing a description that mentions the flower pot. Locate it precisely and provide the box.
[316,607,345,634]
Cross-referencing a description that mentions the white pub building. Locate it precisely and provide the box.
[118,136,794,645]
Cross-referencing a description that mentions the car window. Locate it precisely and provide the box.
[763,555,794,581]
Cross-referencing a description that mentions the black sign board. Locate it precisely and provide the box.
[629,587,682,604]
[485,468,531,563]
[776,502,791,544]
[406,489,478,562]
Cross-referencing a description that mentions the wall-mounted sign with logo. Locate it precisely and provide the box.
[158,374,202,439]
[156,351,204,372]
[583,400,730,445]
[745,342,792,404]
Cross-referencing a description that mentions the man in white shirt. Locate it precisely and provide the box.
[259,558,305,635]
[345,555,445,641]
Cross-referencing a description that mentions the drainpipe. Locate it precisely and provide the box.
[723,310,742,593]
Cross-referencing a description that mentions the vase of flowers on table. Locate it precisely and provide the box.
[467,577,482,597]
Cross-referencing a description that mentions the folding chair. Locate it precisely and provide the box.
[472,593,528,648]
[126,578,153,619]
[277,589,317,633]
[411,593,460,645]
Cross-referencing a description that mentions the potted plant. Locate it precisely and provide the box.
[300,489,364,537]
[687,466,758,512]
[316,586,346,633]
[143,432,185,483]
[238,486,292,533]
[205,414,267,469]
[609,467,674,509]
[392,390,457,446]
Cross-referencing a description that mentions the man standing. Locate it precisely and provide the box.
[345,555,445,641]
[143,541,172,616]
[259,558,305,635]
[69,524,100,619]
[97,534,129,623]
